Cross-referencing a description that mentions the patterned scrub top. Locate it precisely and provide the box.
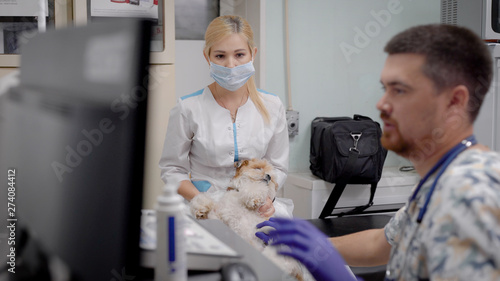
[384,149,500,281]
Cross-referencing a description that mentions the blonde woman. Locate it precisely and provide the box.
[159,15,292,218]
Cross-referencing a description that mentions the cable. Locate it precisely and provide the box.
[399,166,415,172]
[285,0,293,111]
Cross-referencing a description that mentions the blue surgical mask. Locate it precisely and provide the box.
[209,60,255,91]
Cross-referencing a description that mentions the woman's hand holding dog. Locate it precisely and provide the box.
[258,197,275,218]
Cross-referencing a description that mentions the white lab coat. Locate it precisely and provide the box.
[159,87,293,217]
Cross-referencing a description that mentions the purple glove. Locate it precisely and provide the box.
[256,217,359,281]
[255,228,272,245]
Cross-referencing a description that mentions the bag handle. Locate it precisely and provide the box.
[319,147,359,219]
[336,183,376,217]
[353,114,372,121]
[318,155,377,218]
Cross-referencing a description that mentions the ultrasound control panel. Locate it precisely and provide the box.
[140,211,241,271]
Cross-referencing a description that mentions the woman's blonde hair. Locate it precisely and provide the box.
[204,15,270,123]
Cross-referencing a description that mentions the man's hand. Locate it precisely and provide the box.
[255,217,360,281]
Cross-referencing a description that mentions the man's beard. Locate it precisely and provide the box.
[380,130,409,154]
[380,113,410,155]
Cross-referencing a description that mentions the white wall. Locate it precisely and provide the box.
[264,0,441,172]
[476,45,500,152]
[175,40,212,98]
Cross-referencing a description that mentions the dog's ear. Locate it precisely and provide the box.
[235,159,249,169]
[272,179,279,191]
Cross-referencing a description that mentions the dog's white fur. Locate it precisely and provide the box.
[189,158,311,281]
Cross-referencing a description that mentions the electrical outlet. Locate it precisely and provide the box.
[286,110,299,137]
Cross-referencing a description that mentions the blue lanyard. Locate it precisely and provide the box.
[410,135,477,223]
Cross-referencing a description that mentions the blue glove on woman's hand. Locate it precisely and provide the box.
[255,217,359,281]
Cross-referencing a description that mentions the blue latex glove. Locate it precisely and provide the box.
[255,228,271,245]
[255,217,360,281]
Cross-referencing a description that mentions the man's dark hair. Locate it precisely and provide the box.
[384,24,492,123]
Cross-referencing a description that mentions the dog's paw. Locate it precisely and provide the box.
[194,209,210,219]
[244,197,265,210]
[189,194,215,220]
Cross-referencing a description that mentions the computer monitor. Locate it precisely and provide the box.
[0,19,151,280]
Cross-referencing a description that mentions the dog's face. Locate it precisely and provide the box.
[232,158,278,191]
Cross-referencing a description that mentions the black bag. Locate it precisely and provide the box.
[310,114,388,218]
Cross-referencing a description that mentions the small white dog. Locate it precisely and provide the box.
[189,158,311,281]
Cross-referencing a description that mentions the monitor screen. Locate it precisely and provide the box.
[0,18,151,281]
[493,0,500,33]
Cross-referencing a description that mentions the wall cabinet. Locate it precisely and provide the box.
[0,0,73,67]
[72,0,174,65]
[0,0,176,209]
